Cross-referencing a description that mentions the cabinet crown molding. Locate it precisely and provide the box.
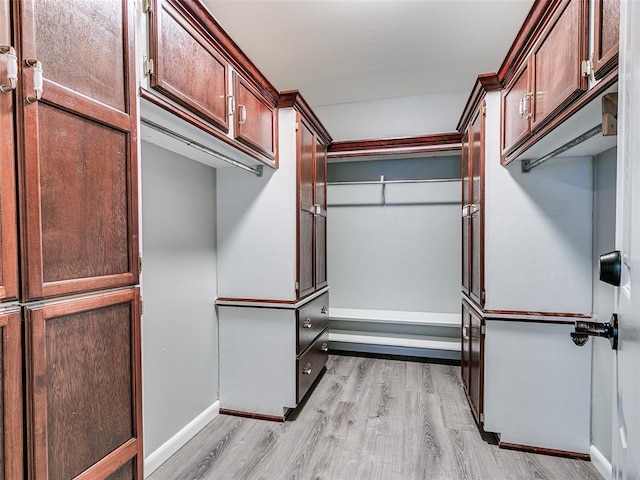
[278,90,332,145]
[457,73,500,133]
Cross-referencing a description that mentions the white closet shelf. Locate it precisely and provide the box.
[329,330,461,352]
[329,308,460,327]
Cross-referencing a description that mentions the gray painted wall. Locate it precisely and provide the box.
[141,142,219,455]
[327,156,461,312]
[591,146,617,462]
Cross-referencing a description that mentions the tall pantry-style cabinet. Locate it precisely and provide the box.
[217,92,331,420]
[1,0,143,478]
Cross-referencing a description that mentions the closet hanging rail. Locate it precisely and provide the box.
[326,177,460,186]
[521,124,603,173]
[140,117,264,177]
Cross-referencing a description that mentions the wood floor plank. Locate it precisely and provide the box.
[148,355,604,480]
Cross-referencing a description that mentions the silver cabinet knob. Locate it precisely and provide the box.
[320,343,328,352]
[321,306,328,315]
[303,318,312,328]
[303,363,312,375]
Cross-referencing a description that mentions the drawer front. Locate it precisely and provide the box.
[297,328,329,404]
[297,292,329,354]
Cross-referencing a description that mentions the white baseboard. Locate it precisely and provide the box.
[144,401,220,477]
[590,444,612,480]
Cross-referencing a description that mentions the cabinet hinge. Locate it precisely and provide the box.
[140,297,144,315]
[294,122,299,132]
[480,413,485,423]
[138,254,143,274]
[295,281,300,291]
[581,58,594,77]
[143,0,152,13]
[480,290,486,303]
[481,325,486,336]
[144,57,154,76]
[482,105,487,116]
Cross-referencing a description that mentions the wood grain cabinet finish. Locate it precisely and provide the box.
[501,0,588,159]
[25,289,143,480]
[461,298,484,427]
[296,328,329,404]
[233,72,277,161]
[297,115,329,299]
[0,0,19,303]
[150,0,229,133]
[17,0,139,301]
[297,292,329,354]
[462,102,485,308]
[593,0,620,79]
[0,309,24,479]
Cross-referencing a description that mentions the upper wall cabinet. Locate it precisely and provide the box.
[593,0,620,79]
[145,0,278,168]
[501,0,588,158]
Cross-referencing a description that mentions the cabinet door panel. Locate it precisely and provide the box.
[0,0,18,302]
[470,106,484,306]
[461,302,471,394]
[315,140,327,289]
[0,310,23,479]
[298,120,315,298]
[593,0,619,79]
[469,309,483,424]
[150,0,229,132]
[233,72,276,164]
[26,289,142,480]
[315,215,327,289]
[18,0,139,300]
[461,133,470,294]
[531,0,588,130]
[501,60,531,156]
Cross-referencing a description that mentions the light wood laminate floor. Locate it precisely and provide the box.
[148,355,603,480]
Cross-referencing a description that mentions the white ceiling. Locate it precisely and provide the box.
[204,0,534,108]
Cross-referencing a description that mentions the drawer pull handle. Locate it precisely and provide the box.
[320,342,328,352]
[321,306,328,315]
[303,318,312,328]
[303,363,312,375]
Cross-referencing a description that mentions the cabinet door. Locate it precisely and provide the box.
[314,140,328,290]
[469,104,484,307]
[150,0,229,132]
[17,0,139,300]
[233,72,277,165]
[26,289,142,480]
[461,132,470,294]
[0,310,23,479]
[530,0,588,131]
[298,119,315,298]
[593,0,619,79]
[461,302,471,395]
[0,0,18,302]
[501,59,531,157]
[469,307,484,425]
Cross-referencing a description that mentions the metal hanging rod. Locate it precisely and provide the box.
[140,117,263,177]
[521,124,603,173]
[327,177,460,186]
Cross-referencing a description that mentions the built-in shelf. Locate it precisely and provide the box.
[329,330,461,352]
[329,308,460,327]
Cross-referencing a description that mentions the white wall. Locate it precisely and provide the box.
[591,146,617,463]
[327,156,461,312]
[314,91,469,142]
[141,142,219,456]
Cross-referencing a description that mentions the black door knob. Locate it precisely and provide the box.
[599,250,622,286]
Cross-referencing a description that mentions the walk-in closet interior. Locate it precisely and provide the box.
[0,0,637,478]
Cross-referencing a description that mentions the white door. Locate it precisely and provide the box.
[612,1,640,478]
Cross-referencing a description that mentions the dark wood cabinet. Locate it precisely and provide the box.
[146,0,279,168]
[17,0,139,301]
[150,0,230,132]
[233,71,277,161]
[593,0,620,79]
[0,309,23,479]
[462,101,485,307]
[294,105,330,300]
[25,289,142,479]
[0,0,19,304]
[461,298,484,426]
[501,0,588,160]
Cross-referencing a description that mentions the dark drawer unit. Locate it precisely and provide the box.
[297,328,329,403]
[296,292,329,354]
